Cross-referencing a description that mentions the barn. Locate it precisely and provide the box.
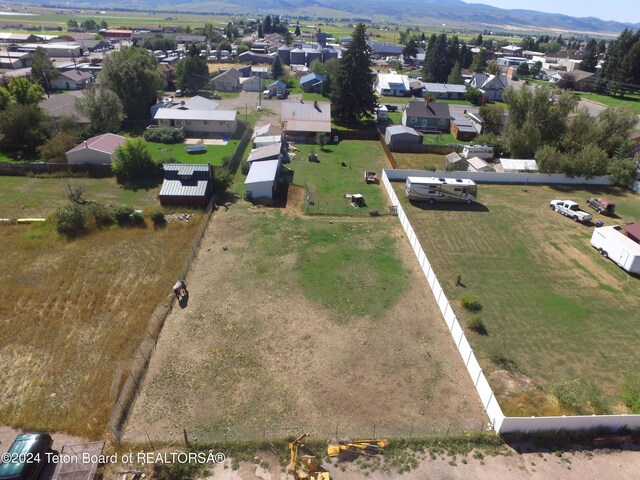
[159,164,213,207]
[65,133,126,165]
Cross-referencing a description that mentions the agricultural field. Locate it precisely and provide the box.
[393,182,640,416]
[0,176,202,438]
[124,198,486,442]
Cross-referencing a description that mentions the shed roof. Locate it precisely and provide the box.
[624,222,640,240]
[386,125,420,136]
[247,142,282,162]
[245,159,280,184]
[499,158,538,171]
[466,156,494,171]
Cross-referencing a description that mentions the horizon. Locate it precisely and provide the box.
[470,0,639,24]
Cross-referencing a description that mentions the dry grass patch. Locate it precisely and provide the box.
[0,218,201,438]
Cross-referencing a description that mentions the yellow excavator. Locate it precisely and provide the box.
[289,433,331,480]
[327,438,389,458]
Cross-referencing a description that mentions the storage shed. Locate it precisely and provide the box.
[466,156,495,173]
[159,164,213,207]
[245,159,281,200]
[384,125,421,150]
[499,158,538,172]
[65,133,126,165]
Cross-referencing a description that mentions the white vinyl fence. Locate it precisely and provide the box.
[381,169,640,434]
[385,169,613,185]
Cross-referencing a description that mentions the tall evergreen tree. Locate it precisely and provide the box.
[263,15,272,34]
[270,54,284,79]
[403,39,418,58]
[329,23,377,124]
[422,33,449,82]
[294,22,301,37]
[470,49,487,72]
[580,39,598,73]
[447,61,463,84]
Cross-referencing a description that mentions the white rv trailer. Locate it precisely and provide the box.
[462,145,494,160]
[590,225,640,274]
[405,177,477,204]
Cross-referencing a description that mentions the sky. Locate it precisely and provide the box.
[469,0,639,24]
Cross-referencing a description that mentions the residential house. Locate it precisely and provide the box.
[65,133,126,164]
[157,63,176,89]
[368,41,403,58]
[300,72,325,93]
[211,68,242,91]
[420,82,467,100]
[280,100,332,143]
[466,156,495,173]
[40,92,90,127]
[159,164,214,207]
[384,125,422,150]
[375,73,410,97]
[154,108,237,135]
[470,73,508,101]
[175,95,219,111]
[402,100,451,133]
[499,45,523,56]
[50,70,93,90]
[267,80,287,96]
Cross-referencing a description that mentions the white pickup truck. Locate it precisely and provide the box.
[549,200,593,223]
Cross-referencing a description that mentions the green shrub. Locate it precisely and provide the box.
[150,210,166,226]
[87,202,115,227]
[622,374,640,413]
[460,293,482,312]
[467,317,487,335]
[213,167,233,193]
[114,206,134,225]
[143,127,185,144]
[56,204,86,237]
[552,378,611,414]
[130,212,145,225]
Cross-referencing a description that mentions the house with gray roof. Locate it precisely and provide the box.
[280,100,331,143]
[420,82,467,100]
[470,73,508,101]
[211,68,242,92]
[402,100,451,133]
[50,70,93,90]
[41,92,90,127]
[154,108,237,135]
[300,72,325,93]
[159,164,213,207]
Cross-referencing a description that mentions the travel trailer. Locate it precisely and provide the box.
[405,177,477,204]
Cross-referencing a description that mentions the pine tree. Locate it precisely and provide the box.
[580,39,598,73]
[470,49,487,73]
[294,22,301,37]
[258,23,264,38]
[330,23,377,125]
[447,61,463,84]
[270,54,284,79]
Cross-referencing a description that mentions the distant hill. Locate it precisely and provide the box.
[5,0,639,34]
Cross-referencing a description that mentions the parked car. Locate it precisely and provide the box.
[0,433,52,480]
[384,104,399,112]
[586,197,616,216]
[175,89,184,97]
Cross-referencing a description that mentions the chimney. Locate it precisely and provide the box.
[84,141,88,149]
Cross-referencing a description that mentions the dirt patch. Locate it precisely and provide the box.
[124,203,486,442]
[489,370,537,396]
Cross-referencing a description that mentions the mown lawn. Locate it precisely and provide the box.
[144,140,235,165]
[289,140,391,215]
[394,182,640,416]
[393,153,445,170]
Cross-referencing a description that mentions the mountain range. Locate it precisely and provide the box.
[8,0,639,34]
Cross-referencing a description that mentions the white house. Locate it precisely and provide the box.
[65,133,126,165]
[154,108,237,135]
[245,158,281,199]
[375,73,410,97]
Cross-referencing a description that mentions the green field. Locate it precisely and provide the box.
[394,182,640,416]
[0,176,160,218]
[289,140,391,215]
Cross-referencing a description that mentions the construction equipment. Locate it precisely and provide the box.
[327,438,389,458]
[289,433,331,480]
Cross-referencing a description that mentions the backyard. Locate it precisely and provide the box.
[0,177,202,438]
[124,200,486,442]
[393,182,640,416]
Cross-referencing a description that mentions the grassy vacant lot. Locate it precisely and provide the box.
[288,140,391,215]
[0,177,160,218]
[394,182,640,416]
[125,201,486,442]
[0,177,202,438]
[394,153,445,170]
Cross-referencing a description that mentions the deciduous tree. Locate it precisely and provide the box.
[30,46,57,93]
[111,138,158,182]
[99,46,164,120]
[76,86,124,134]
[8,77,44,105]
